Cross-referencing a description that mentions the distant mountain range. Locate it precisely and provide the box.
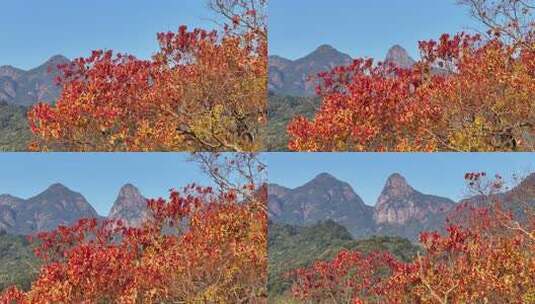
[0,45,415,104]
[0,183,149,235]
[268,44,415,96]
[0,55,68,106]
[269,172,535,240]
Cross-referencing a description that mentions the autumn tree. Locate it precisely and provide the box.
[0,153,267,303]
[288,0,535,152]
[288,172,535,303]
[28,0,267,152]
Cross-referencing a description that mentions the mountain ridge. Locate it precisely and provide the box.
[268,44,415,96]
[269,172,534,240]
[0,55,69,106]
[0,182,151,235]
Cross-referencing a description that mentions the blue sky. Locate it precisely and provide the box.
[0,0,217,69]
[267,153,535,205]
[1,153,534,214]
[0,153,208,216]
[269,0,482,60]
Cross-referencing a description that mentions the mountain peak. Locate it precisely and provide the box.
[381,173,414,197]
[117,183,143,199]
[46,183,73,193]
[385,45,415,69]
[108,184,148,227]
[315,44,337,52]
[387,44,406,53]
[314,172,337,180]
[45,55,69,64]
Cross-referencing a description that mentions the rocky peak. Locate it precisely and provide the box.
[385,45,415,69]
[117,183,143,200]
[375,174,455,228]
[108,184,149,227]
[380,173,414,199]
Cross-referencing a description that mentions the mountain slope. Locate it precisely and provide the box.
[268,221,419,299]
[0,102,31,151]
[0,231,39,291]
[0,55,68,106]
[266,93,321,151]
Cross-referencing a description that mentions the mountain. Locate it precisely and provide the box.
[0,183,152,235]
[0,55,69,106]
[269,172,535,241]
[373,173,456,240]
[269,45,352,96]
[384,45,416,69]
[268,221,419,300]
[268,173,375,238]
[268,44,415,96]
[108,184,149,227]
[0,184,99,235]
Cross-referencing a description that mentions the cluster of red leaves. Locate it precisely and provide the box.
[288,33,535,151]
[29,2,267,152]
[290,250,401,303]
[289,173,535,303]
[0,184,267,303]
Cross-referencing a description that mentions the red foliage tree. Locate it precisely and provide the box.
[288,32,535,152]
[28,0,267,152]
[0,153,268,303]
[288,173,535,303]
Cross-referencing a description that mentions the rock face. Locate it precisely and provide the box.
[0,55,69,106]
[384,45,416,69]
[0,184,99,235]
[373,174,456,240]
[268,173,375,237]
[268,45,353,96]
[374,173,455,225]
[108,184,149,227]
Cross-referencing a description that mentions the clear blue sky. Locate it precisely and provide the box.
[0,0,218,69]
[0,153,209,216]
[267,153,535,205]
[269,0,482,60]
